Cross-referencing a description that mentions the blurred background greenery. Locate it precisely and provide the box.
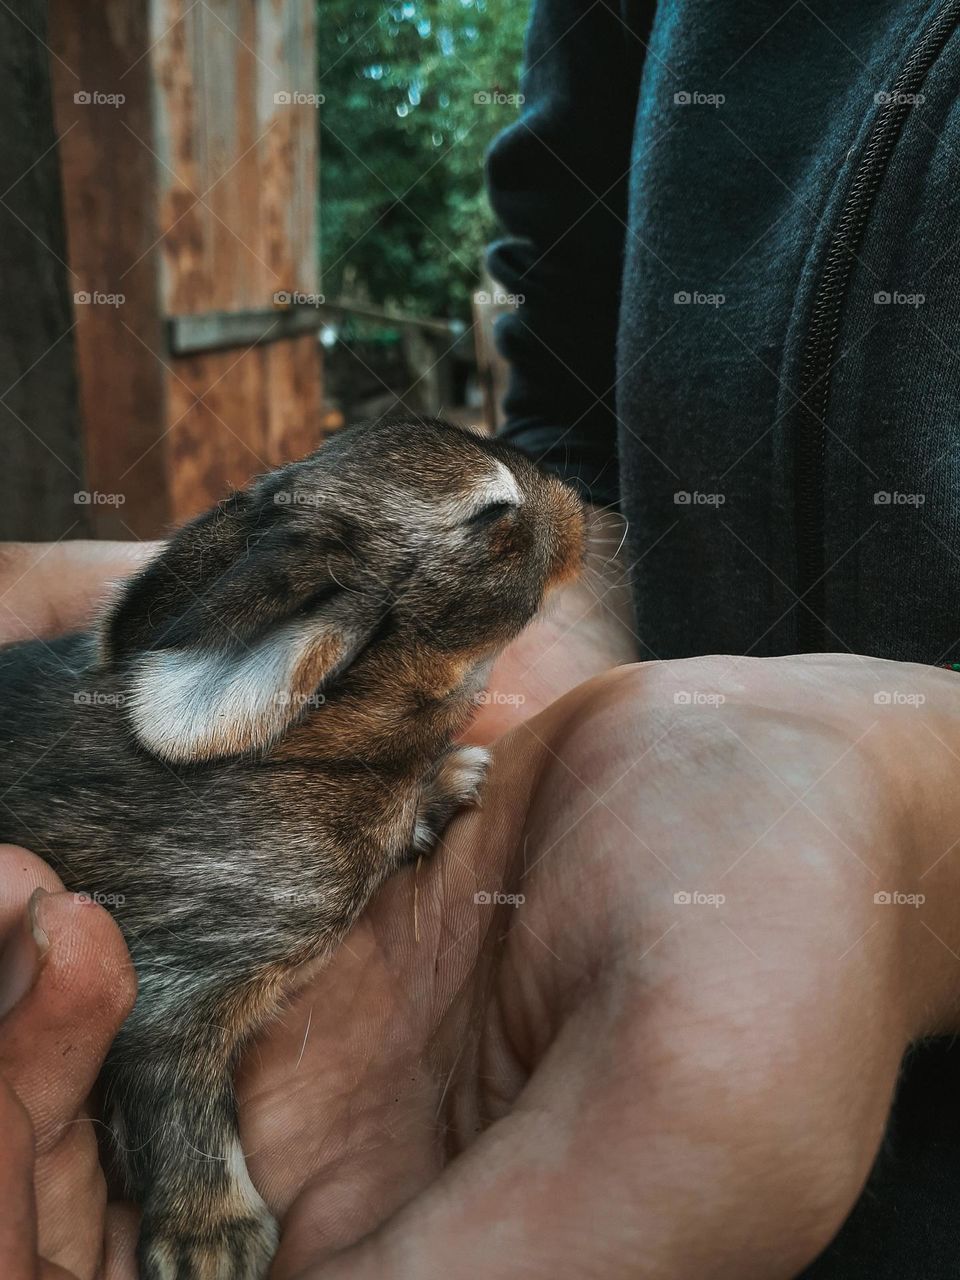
[317,0,528,321]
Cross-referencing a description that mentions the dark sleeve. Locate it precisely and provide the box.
[485,0,654,508]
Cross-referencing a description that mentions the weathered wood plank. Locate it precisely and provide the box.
[171,301,458,355]
[264,333,324,466]
[167,346,271,521]
[153,0,319,313]
[152,0,210,315]
[154,0,323,518]
[49,0,172,539]
[169,305,321,354]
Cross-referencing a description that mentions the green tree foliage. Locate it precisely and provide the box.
[317,0,527,319]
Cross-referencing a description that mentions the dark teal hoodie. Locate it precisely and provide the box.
[487,1,960,1274]
[489,0,960,664]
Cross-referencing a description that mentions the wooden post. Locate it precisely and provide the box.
[48,0,324,539]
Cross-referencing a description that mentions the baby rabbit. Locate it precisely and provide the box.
[0,416,584,1280]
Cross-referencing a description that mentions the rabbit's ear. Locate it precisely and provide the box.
[123,609,373,763]
[99,494,254,668]
[100,501,388,763]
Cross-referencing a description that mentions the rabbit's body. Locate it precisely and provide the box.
[0,418,584,1279]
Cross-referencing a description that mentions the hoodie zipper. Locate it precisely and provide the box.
[794,0,960,651]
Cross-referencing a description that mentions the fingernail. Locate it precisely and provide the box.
[28,887,51,954]
[0,887,50,1018]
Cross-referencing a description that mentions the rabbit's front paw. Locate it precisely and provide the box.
[412,745,490,854]
[441,744,490,806]
[139,1206,279,1280]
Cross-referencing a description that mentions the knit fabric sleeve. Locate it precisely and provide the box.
[485,0,655,507]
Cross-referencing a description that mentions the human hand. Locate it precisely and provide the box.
[233,653,960,1279]
[8,542,960,1278]
[0,541,159,645]
[4,654,913,1280]
[0,849,137,1279]
[0,543,150,1277]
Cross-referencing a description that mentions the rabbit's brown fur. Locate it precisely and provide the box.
[0,417,584,1279]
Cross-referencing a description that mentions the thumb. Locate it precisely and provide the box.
[0,883,136,1152]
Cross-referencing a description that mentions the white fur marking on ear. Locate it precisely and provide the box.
[128,617,341,762]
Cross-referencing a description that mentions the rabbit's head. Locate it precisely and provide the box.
[100,418,584,764]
